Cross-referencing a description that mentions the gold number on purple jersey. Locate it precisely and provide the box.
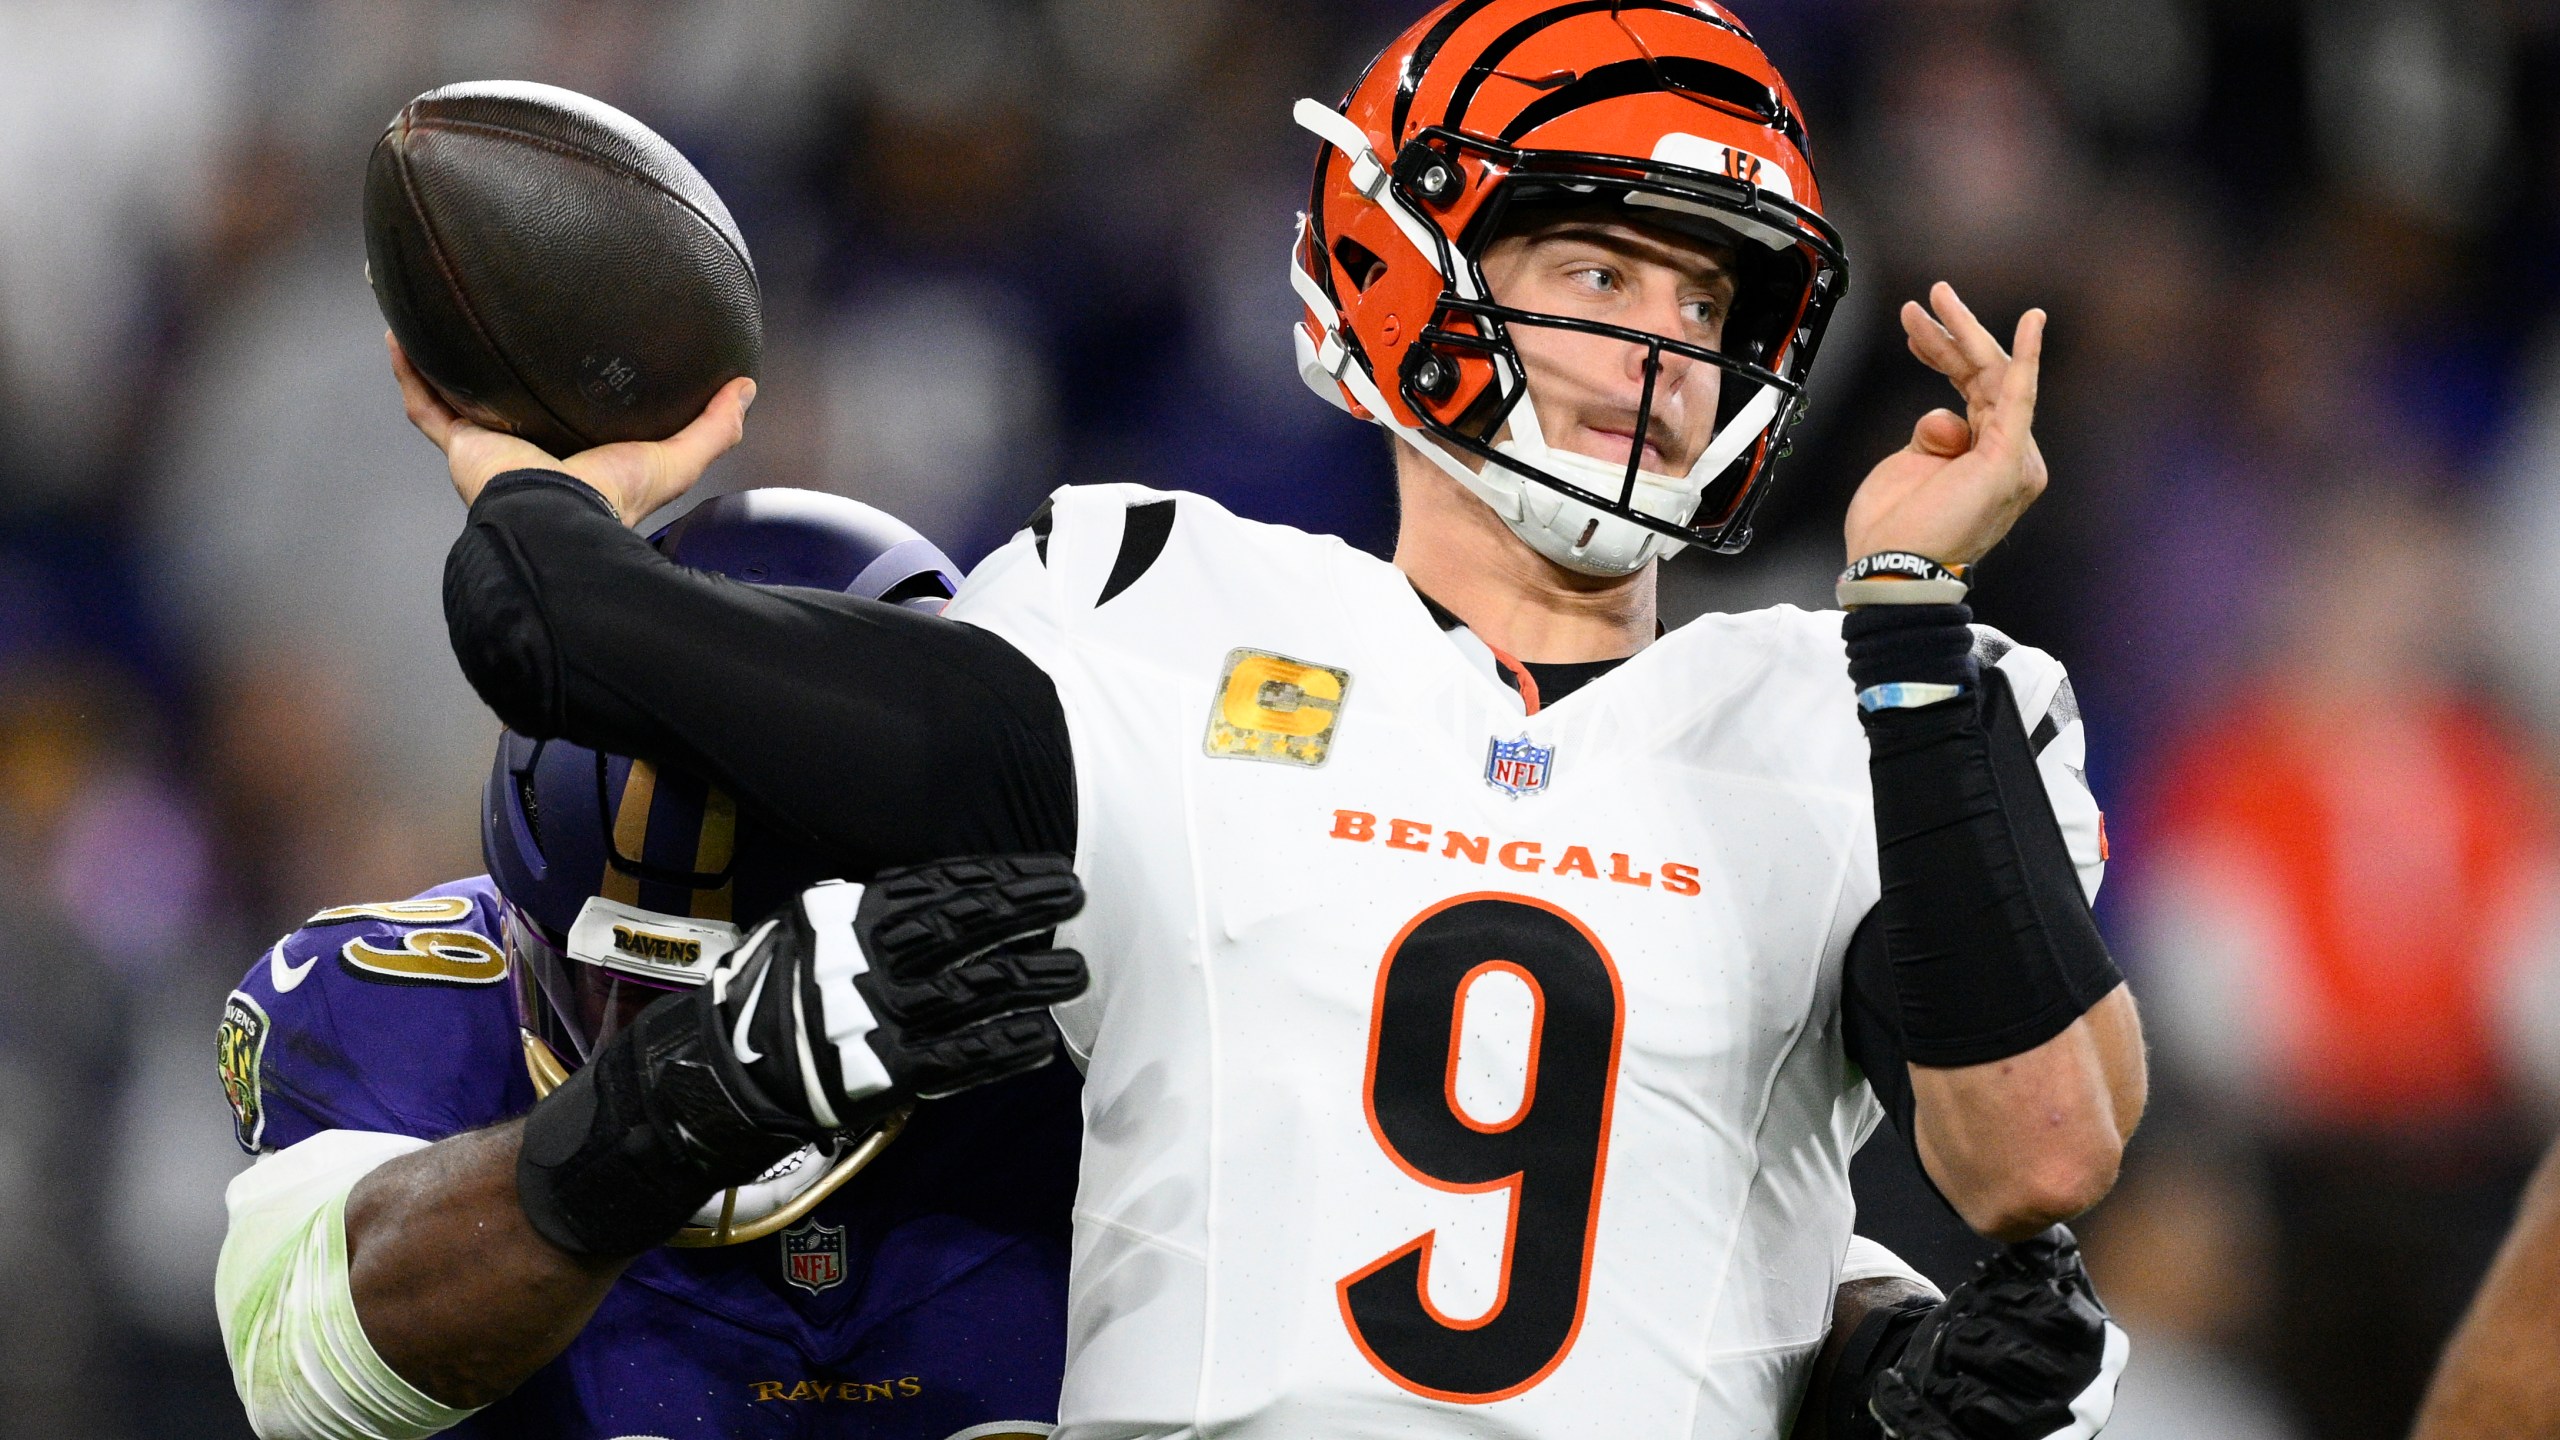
[338,928,507,987]
[1338,893,1624,1403]
[306,896,476,926]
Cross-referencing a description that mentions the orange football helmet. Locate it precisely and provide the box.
[1293,0,1847,572]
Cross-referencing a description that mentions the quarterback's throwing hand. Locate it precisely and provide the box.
[1842,284,2048,570]
[389,330,751,523]
[1865,1227,2127,1440]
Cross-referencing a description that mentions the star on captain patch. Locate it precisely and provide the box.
[1203,648,1351,769]
[782,1218,847,1294]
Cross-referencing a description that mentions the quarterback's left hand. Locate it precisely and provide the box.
[1865,1226,2128,1440]
[1842,284,2047,571]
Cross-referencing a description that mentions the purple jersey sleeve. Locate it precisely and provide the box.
[214,875,1083,1440]
[220,875,535,1153]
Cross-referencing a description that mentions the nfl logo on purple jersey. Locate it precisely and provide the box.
[781,1218,847,1295]
[1484,735,1554,797]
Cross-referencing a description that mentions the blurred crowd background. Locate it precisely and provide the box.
[3,0,2558,1434]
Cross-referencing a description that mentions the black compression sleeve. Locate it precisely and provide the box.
[1848,616,2121,1068]
[1839,914,1916,1137]
[445,470,1076,868]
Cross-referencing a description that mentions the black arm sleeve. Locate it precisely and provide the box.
[1840,606,2122,1069]
[1839,913,1916,1139]
[444,470,1076,869]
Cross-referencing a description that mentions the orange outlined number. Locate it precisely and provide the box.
[1338,894,1624,1403]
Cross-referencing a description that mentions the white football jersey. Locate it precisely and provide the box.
[946,483,2102,1440]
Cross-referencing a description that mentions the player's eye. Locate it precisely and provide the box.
[1566,265,1619,295]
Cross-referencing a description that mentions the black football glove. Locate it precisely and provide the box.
[516,855,1088,1258]
[707,856,1089,1127]
[1851,1227,2127,1440]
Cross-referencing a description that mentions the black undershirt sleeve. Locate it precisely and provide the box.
[1837,617,2122,1164]
[1842,608,2121,1071]
[1839,913,1916,1140]
[444,470,1076,871]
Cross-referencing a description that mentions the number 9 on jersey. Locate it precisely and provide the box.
[1339,894,1626,1404]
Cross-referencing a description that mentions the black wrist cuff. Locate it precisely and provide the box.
[1864,667,2123,1067]
[1827,1296,1939,1440]
[515,989,800,1259]
[1843,604,1977,695]
[472,468,620,521]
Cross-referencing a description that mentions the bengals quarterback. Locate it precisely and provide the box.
[214,494,2090,1440]
[399,4,2140,1438]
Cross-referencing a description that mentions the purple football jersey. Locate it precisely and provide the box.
[223,876,1078,1440]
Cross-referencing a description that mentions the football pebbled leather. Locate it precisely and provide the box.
[364,80,761,457]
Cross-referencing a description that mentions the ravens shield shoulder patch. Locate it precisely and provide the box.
[218,991,270,1151]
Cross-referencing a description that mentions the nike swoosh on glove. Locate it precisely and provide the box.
[709,855,1090,1133]
[1867,1226,2130,1440]
[516,855,1087,1259]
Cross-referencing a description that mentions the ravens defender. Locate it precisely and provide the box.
[215,491,1090,1439]
[403,4,2139,1437]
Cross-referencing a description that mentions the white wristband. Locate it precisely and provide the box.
[1838,551,1972,608]
[1858,682,1968,712]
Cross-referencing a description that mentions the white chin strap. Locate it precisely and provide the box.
[1487,383,1784,576]
[1289,98,1787,578]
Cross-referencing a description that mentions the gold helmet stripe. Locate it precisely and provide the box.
[602,760,657,906]
[692,787,737,921]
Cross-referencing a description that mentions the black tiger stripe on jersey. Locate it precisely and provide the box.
[1097,499,1178,607]
[1028,498,1055,565]
[2028,678,2080,756]
[1973,624,2079,757]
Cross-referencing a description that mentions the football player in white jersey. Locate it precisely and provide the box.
[401,4,2142,1436]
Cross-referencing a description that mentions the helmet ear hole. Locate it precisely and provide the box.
[1332,236,1388,293]
[875,571,955,607]
[515,770,546,857]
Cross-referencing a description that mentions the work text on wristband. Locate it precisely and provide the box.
[1838,551,1972,608]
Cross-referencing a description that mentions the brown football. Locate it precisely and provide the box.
[364,80,760,457]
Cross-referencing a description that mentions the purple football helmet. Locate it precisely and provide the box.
[483,489,961,1079]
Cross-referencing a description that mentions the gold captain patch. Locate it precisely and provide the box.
[1204,649,1350,768]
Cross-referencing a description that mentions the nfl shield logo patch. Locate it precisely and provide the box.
[781,1218,847,1295]
[1484,735,1554,797]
